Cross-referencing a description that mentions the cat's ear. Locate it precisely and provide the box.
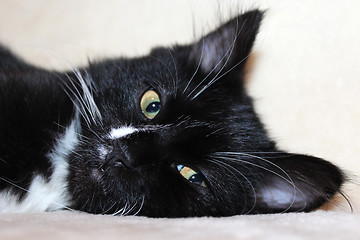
[188,10,263,78]
[254,154,344,213]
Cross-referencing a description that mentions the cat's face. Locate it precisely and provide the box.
[66,10,343,217]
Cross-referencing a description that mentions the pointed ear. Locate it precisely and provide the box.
[255,154,344,213]
[188,10,263,76]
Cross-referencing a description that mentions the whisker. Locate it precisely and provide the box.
[38,48,102,127]
[338,191,353,213]
[126,201,140,216]
[88,128,103,142]
[113,202,130,216]
[58,74,92,127]
[52,122,90,141]
[193,49,254,100]
[186,42,232,100]
[187,19,245,100]
[208,158,256,214]
[133,196,145,216]
[182,37,205,95]
[213,152,307,212]
[72,68,103,126]
[167,48,179,98]
[102,202,116,215]
[205,127,227,138]
[191,20,247,100]
[0,176,77,212]
[149,55,176,89]
[112,205,126,216]
[0,157,8,165]
[215,152,296,185]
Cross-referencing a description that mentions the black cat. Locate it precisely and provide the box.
[0,10,344,217]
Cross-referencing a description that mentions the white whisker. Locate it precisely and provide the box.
[39,48,102,127]
[208,158,257,214]
[101,201,117,215]
[167,49,179,98]
[60,74,92,126]
[72,68,103,126]
[182,37,205,95]
[0,176,76,213]
[149,55,176,90]
[187,19,245,100]
[193,50,254,100]
[191,20,247,100]
[133,196,145,216]
[213,152,307,212]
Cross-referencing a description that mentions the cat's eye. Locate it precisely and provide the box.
[140,90,161,119]
[176,165,207,187]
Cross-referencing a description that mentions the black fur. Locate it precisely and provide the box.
[0,10,344,217]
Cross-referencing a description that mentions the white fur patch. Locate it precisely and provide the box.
[109,126,138,139]
[98,145,109,160]
[0,119,80,213]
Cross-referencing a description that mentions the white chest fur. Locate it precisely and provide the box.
[0,119,80,213]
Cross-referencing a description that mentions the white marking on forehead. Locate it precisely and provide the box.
[109,126,138,139]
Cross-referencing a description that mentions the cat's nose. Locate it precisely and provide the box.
[106,146,133,169]
[107,131,158,169]
[105,139,137,169]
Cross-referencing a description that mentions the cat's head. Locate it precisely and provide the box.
[66,10,344,217]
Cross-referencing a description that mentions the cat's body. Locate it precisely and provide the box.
[0,10,344,217]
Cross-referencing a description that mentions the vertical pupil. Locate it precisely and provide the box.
[146,102,160,113]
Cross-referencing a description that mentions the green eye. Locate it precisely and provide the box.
[177,165,207,187]
[140,90,161,119]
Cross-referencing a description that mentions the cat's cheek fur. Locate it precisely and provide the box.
[0,118,79,213]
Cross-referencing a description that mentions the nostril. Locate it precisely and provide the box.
[105,146,134,169]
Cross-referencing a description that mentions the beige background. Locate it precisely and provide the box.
[1,0,360,239]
